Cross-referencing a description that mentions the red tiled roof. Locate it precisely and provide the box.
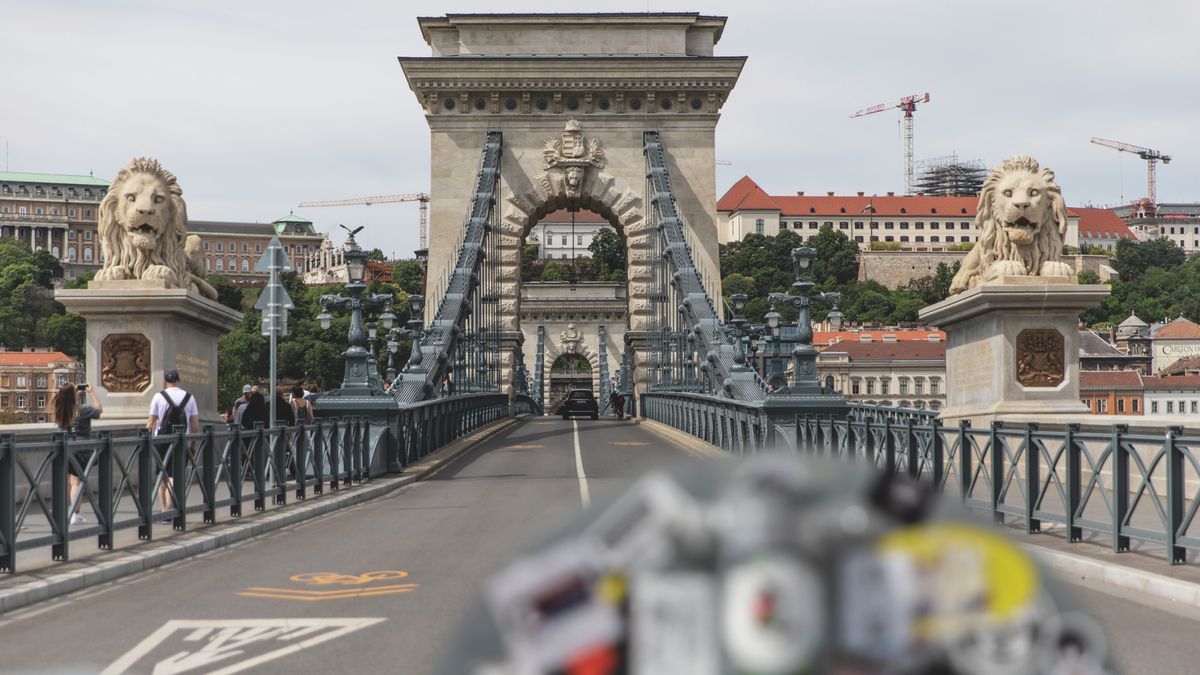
[715,176,781,212]
[1161,355,1200,376]
[815,330,945,347]
[1074,208,1135,241]
[540,209,611,224]
[0,351,76,368]
[1143,374,1200,390]
[1153,317,1200,340]
[1080,370,1143,390]
[772,194,978,219]
[823,340,946,361]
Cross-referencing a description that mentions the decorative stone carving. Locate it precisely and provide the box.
[1016,328,1065,387]
[560,323,583,354]
[542,119,606,199]
[949,156,1075,294]
[93,157,219,300]
[101,333,151,393]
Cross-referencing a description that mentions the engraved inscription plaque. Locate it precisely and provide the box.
[102,333,152,392]
[1016,328,1064,388]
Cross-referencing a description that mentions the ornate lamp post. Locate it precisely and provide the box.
[385,294,429,384]
[768,247,844,395]
[314,238,395,396]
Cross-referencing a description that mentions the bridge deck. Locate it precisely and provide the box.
[0,418,1195,674]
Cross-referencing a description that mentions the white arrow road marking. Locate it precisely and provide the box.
[101,617,386,675]
[573,420,590,509]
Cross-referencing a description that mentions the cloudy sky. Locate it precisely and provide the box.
[7,1,1198,257]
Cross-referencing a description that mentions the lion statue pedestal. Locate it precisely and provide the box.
[920,278,1108,425]
[54,158,242,424]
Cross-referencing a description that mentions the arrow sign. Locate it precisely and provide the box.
[254,237,294,338]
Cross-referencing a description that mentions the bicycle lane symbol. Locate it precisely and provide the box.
[237,570,419,601]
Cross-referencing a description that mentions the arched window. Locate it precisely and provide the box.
[755,218,764,235]
[52,246,60,258]
[824,375,835,392]
[241,258,249,272]
[216,258,224,272]
[83,247,93,261]
[68,246,76,261]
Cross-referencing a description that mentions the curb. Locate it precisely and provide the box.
[633,417,728,460]
[1026,542,1200,610]
[0,415,525,615]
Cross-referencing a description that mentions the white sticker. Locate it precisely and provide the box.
[838,551,917,659]
[101,617,386,675]
[721,555,824,674]
[485,539,620,672]
[584,472,703,572]
[630,572,719,675]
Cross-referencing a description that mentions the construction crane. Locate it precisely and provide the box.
[851,92,931,195]
[297,193,430,250]
[1090,137,1172,208]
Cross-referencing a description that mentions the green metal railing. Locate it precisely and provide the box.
[800,413,1200,566]
[384,393,538,472]
[0,417,370,573]
[642,392,768,454]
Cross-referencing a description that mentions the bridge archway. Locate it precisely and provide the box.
[401,13,745,397]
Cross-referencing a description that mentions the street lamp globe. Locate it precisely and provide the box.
[765,309,781,333]
[344,248,368,285]
[827,307,845,331]
[367,322,378,341]
[388,338,400,354]
[316,310,333,331]
[379,309,397,330]
[731,293,748,314]
[408,294,426,316]
[791,247,816,278]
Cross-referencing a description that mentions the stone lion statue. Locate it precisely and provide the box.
[94,157,217,300]
[949,156,1075,294]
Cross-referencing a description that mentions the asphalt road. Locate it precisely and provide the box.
[0,417,706,674]
[1,417,1199,674]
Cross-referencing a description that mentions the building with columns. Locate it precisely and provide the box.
[0,171,108,279]
[816,335,947,411]
[188,214,326,283]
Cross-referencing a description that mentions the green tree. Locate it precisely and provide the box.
[392,260,425,295]
[1114,237,1184,284]
[1077,268,1101,285]
[807,225,860,285]
[870,241,903,251]
[946,242,975,251]
[722,273,757,297]
[540,261,568,282]
[37,313,86,359]
[207,274,245,311]
[587,228,626,280]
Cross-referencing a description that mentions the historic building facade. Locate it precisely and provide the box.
[1149,316,1200,373]
[816,337,947,411]
[528,208,613,259]
[519,282,627,403]
[1079,370,1144,415]
[0,350,84,424]
[190,214,325,283]
[0,171,108,279]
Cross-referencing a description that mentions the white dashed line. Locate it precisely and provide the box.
[572,420,591,509]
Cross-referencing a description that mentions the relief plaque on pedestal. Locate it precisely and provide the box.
[1016,329,1065,388]
[101,334,151,393]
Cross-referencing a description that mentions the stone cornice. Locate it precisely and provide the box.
[400,57,745,91]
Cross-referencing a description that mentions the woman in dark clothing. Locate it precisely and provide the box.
[52,383,101,525]
[239,392,269,431]
[274,391,296,427]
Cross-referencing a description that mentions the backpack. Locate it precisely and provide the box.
[157,390,192,435]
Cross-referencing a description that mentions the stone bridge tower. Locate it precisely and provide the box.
[400,13,745,393]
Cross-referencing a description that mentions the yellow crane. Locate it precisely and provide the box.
[297,193,430,250]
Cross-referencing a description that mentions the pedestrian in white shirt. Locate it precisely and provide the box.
[146,369,200,520]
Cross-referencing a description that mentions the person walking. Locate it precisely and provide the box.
[304,386,321,404]
[291,385,315,425]
[232,384,252,424]
[608,389,620,418]
[274,389,296,427]
[147,369,199,521]
[614,392,627,420]
[240,391,269,431]
[52,383,102,525]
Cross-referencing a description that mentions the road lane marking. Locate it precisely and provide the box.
[610,441,651,446]
[101,617,386,675]
[573,419,591,509]
[289,570,408,586]
[504,444,545,449]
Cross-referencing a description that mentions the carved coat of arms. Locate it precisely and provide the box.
[543,119,606,198]
[1016,328,1065,387]
[560,323,583,355]
[101,333,151,393]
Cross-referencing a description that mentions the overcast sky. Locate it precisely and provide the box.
[7,1,1198,257]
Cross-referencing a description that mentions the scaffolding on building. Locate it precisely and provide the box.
[913,155,987,197]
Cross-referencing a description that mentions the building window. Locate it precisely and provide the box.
[1180,400,1187,414]
[85,209,92,218]
[854,221,864,229]
[915,236,924,243]
[35,208,43,215]
[880,378,890,395]
[1097,399,1108,413]
[204,242,210,251]
[16,376,26,387]
[900,236,909,242]
[84,230,93,241]
[809,222,818,229]
[255,243,262,253]
[839,222,848,229]
[83,247,93,261]
[1117,398,1126,413]
[900,222,909,230]
[576,235,583,245]
[1152,401,1159,414]
[67,230,76,240]
[866,379,876,395]
[1193,401,1198,414]
[69,208,76,217]
[217,242,224,252]
[755,218,764,235]
[68,246,76,261]
[36,395,46,409]
[16,395,25,409]
[0,395,6,408]
[930,378,939,396]
[36,375,46,388]
[1133,399,1140,413]
[914,378,924,395]
[242,258,249,272]
[1167,401,1174,413]
[899,377,909,395]
[216,258,224,272]
[242,243,249,252]
[851,379,861,395]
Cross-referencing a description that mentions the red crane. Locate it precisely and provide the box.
[1090,137,1172,210]
[851,92,931,195]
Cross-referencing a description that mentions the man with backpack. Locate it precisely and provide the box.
[147,369,200,520]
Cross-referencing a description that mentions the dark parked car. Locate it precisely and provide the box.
[558,389,599,420]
